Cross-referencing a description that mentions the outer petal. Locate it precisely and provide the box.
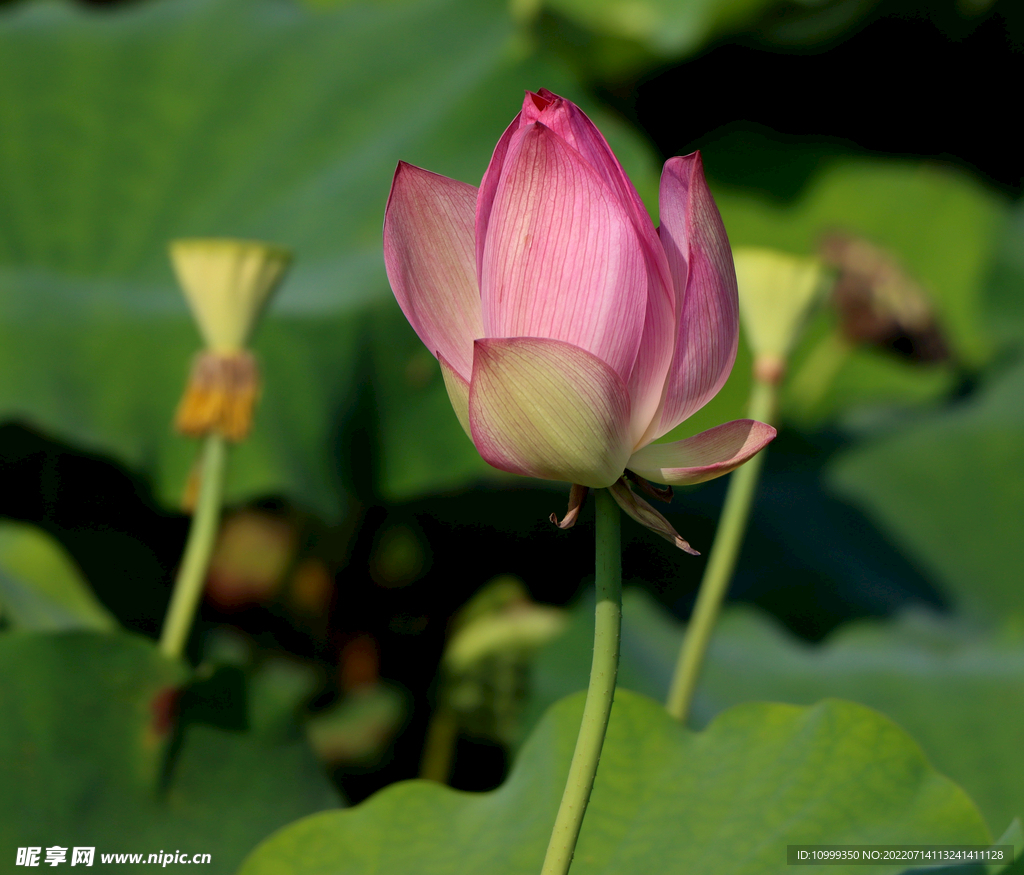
[479,122,647,383]
[654,153,739,438]
[468,337,632,488]
[383,162,483,381]
[607,478,699,555]
[627,419,776,486]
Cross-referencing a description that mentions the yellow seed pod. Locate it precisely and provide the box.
[734,247,830,383]
[170,238,291,353]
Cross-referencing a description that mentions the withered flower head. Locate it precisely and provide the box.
[819,231,950,364]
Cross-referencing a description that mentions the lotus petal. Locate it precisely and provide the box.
[654,153,739,437]
[383,162,483,381]
[607,478,698,554]
[627,419,776,485]
[478,122,647,383]
[475,111,523,280]
[468,337,632,488]
[438,353,471,439]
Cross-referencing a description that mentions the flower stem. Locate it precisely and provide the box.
[541,488,621,875]
[665,377,777,723]
[159,433,229,660]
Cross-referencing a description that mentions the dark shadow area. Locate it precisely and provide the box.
[604,0,1024,199]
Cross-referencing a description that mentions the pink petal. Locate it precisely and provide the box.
[479,122,647,382]
[383,162,483,381]
[626,282,676,449]
[468,337,632,488]
[523,90,656,248]
[607,478,699,554]
[627,419,776,486]
[519,91,677,443]
[653,153,739,438]
[475,110,523,281]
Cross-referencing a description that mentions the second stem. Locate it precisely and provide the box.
[540,487,622,875]
[665,377,777,723]
[159,433,229,660]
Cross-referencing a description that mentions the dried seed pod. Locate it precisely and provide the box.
[819,231,951,363]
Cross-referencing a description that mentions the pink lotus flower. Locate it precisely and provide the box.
[383,89,775,551]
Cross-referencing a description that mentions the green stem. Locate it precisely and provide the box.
[541,488,621,875]
[665,378,777,723]
[419,704,458,784]
[159,433,229,660]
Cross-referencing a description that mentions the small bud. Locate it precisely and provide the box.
[170,238,291,353]
[734,247,829,383]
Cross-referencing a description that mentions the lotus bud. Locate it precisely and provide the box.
[170,238,291,441]
[383,89,778,550]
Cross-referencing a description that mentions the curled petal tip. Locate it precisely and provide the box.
[676,538,700,557]
[550,484,589,530]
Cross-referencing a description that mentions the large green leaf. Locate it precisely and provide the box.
[0,631,340,873]
[827,358,1024,622]
[525,590,1024,834]
[671,160,1006,441]
[0,0,659,515]
[0,519,116,631]
[241,689,988,874]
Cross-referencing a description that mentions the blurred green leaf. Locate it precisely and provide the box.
[525,590,1024,834]
[985,201,1024,347]
[993,819,1024,875]
[247,656,321,737]
[0,0,659,515]
[0,631,340,873]
[828,358,1024,623]
[537,0,788,58]
[0,520,116,631]
[241,688,988,874]
[306,682,406,766]
[718,162,1002,365]
[673,160,1006,438]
